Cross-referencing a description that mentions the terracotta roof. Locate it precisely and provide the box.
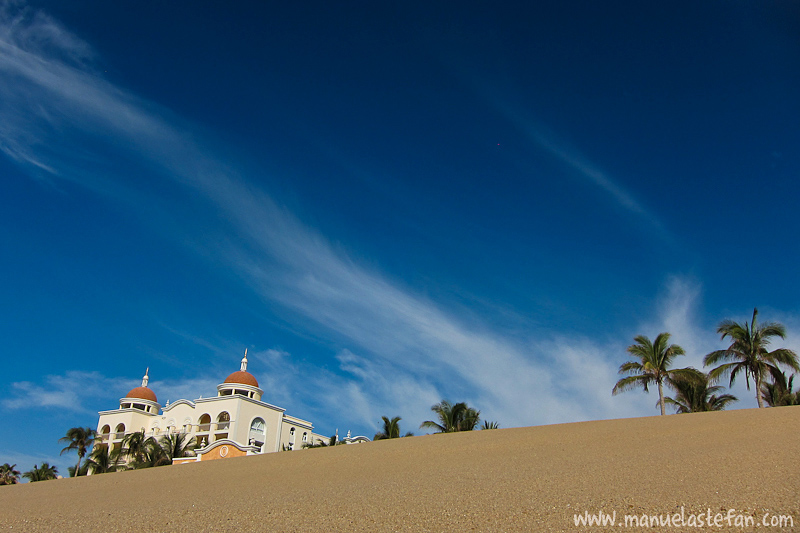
[125,386,157,403]
[223,371,259,388]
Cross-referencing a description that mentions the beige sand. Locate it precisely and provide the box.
[1,407,798,532]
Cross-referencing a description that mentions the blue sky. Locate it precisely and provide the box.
[2,1,799,475]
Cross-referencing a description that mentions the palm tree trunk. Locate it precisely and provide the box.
[658,380,666,416]
[755,372,765,408]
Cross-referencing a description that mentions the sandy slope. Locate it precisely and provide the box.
[1,407,798,532]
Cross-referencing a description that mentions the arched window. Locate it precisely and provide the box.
[249,418,266,449]
[303,432,308,442]
[217,411,230,431]
[114,423,125,439]
[100,425,111,440]
[198,414,211,432]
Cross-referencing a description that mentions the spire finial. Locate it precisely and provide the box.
[240,348,248,372]
[142,367,149,388]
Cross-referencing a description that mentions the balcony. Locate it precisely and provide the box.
[197,423,211,432]
[216,421,230,431]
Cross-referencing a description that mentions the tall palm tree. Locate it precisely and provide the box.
[762,371,800,407]
[374,416,413,440]
[704,308,800,408]
[612,332,693,415]
[59,427,96,477]
[0,463,21,485]
[22,463,58,482]
[662,371,738,413]
[420,400,481,433]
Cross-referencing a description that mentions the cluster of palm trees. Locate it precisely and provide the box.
[372,400,499,440]
[0,427,96,484]
[613,308,800,414]
[2,427,197,484]
[108,430,196,470]
[1,462,60,484]
[54,427,197,478]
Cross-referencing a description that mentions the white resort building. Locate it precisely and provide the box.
[94,350,345,463]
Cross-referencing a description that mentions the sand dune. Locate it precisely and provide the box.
[2,407,798,532]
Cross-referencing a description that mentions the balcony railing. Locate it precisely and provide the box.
[197,423,211,432]
[216,421,230,431]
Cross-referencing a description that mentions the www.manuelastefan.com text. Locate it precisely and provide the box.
[573,507,794,528]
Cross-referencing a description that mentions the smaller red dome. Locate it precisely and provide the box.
[125,386,157,403]
[224,371,259,387]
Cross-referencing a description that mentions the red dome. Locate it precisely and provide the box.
[125,386,157,403]
[223,371,259,387]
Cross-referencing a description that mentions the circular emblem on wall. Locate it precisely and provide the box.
[220,445,229,457]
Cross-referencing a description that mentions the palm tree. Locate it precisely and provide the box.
[481,420,500,430]
[704,308,800,408]
[158,433,196,462]
[762,372,800,407]
[374,416,414,440]
[420,400,481,433]
[0,463,21,485]
[59,427,96,477]
[22,463,58,482]
[120,431,160,467]
[67,463,89,478]
[134,440,171,469]
[662,371,738,413]
[84,446,118,475]
[613,332,694,415]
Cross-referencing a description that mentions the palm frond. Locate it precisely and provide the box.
[612,374,651,395]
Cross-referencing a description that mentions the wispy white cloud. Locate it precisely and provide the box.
[0,6,580,430]
[0,5,740,438]
[1,371,132,413]
[1,370,226,418]
[0,449,67,480]
[644,276,713,368]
